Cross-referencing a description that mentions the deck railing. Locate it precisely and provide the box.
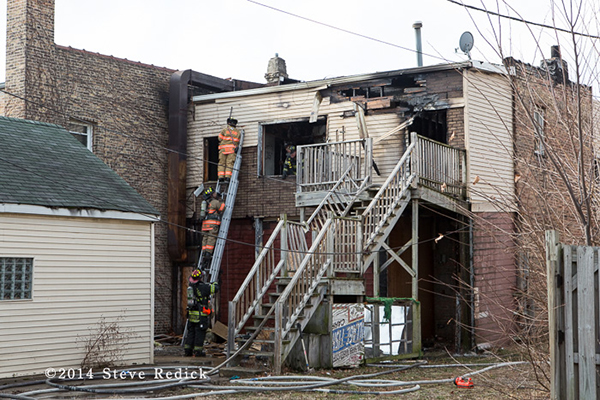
[297,139,372,194]
[414,135,466,197]
[227,218,309,357]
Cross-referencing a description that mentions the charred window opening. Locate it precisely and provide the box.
[203,137,219,182]
[259,118,327,176]
[339,85,386,99]
[412,110,447,143]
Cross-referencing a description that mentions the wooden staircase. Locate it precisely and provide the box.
[226,132,466,373]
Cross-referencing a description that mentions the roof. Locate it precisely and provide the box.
[0,116,159,216]
[192,60,507,103]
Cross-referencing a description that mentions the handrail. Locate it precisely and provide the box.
[276,218,333,336]
[362,132,417,249]
[304,161,370,231]
[229,219,286,339]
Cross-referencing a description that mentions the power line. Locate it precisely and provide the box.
[246,0,450,63]
[446,0,600,39]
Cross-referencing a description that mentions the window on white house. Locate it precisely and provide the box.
[1,257,33,300]
[258,118,327,176]
[533,109,545,156]
[68,121,94,151]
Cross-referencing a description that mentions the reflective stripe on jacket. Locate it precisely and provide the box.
[218,127,241,154]
[202,219,221,231]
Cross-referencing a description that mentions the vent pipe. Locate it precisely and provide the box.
[413,21,423,67]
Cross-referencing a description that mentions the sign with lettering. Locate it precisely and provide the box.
[332,304,364,368]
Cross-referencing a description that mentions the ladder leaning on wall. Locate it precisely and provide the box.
[198,130,244,283]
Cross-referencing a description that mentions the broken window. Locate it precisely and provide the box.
[412,110,447,143]
[258,118,327,176]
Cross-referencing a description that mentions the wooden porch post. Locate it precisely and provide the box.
[411,198,421,354]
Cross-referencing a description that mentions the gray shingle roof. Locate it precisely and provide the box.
[0,116,159,216]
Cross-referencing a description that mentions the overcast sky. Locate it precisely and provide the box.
[0,0,598,85]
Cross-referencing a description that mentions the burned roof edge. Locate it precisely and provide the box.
[191,60,506,103]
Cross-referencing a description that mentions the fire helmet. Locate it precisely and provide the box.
[189,269,202,284]
[203,187,214,200]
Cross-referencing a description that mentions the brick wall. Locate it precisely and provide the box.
[472,212,517,345]
[231,147,301,220]
[2,0,176,333]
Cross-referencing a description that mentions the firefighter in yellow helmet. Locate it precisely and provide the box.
[218,118,241,182]
[200,187,225,269]
[282,144,297,179]
[184,269,219,357]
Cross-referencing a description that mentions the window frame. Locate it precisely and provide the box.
[257,117,327,177]
[68,120,94,151]
[533,108,545,157]
[1,257,34,301]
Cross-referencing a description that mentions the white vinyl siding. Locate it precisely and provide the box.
[190,89,416,189]
[0,213,154,378]
[464,69,515,212]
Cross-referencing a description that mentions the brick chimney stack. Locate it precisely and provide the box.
[264,53,288,84]
[4,0,57,121]
[541,45,569,84]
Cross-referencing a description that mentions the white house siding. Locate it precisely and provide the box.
[0,213,154,378]
[189,88,410,190]
[464,69,515,212]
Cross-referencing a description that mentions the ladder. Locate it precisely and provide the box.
[204,130,244,282]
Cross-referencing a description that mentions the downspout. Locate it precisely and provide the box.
[469,211,475,350]
[167,70,192,265]
[168,70,192,335]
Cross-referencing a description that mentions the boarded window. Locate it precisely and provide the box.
[1,258,33,300]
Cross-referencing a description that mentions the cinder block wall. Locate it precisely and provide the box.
[2,0,175,332]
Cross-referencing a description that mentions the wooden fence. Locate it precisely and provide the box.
[546,230,600,400]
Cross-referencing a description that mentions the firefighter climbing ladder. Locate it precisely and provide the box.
[205,130,244,282]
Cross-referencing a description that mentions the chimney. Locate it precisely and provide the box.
[413,21,423,67]
[5,0,57,120]
[541,45,569,84]
[264,53,289,84]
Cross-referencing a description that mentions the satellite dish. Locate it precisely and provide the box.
[459,31,474,59]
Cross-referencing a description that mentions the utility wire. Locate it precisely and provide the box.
[446,0,600,39]
[246,0,450,63]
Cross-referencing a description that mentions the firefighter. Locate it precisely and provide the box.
[184,269,219,357]
[218,118,241,182]
[282,144,297,179]
[200,187,225,269]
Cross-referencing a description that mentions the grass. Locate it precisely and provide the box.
[189,350,549,399]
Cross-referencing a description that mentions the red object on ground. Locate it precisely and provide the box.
[454,376,474,388]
